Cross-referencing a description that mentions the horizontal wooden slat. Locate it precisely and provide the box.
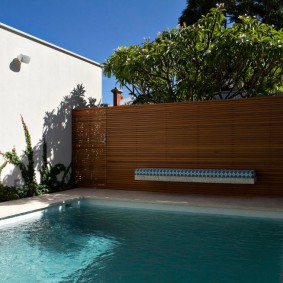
[73,96,283,196]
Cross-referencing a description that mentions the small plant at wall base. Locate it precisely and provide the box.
[0,159,26,201]
[0,117,73,202]
[39,137,72,193]
[0,116,37,197]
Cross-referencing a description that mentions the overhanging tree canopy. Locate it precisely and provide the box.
[179,0,283,29]
[104,6,283,104]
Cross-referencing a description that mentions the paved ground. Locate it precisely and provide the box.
[1,188,283,219]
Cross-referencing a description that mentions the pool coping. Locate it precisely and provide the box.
[1,188,283,220]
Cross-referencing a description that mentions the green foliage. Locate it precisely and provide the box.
[0,117,74,201]
[0,185,19,202]
[179,0,220,27]
[1,116,37,196]
[39,137,72,193]
[0,161,7,185]
[0,184,26,202]
[104,6,283,103]
[179,0,283,29]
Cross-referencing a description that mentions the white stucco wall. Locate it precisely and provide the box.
[0,23,102,185]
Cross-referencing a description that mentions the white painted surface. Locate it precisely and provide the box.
[0,23,102,185]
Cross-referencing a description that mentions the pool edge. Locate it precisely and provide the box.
[1,188,283,220]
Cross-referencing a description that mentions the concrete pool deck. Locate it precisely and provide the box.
[1,188,283,219]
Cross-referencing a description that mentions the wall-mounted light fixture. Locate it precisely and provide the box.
[17,54,31,64]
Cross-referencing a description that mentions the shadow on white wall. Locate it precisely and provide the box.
[2,84,96,186]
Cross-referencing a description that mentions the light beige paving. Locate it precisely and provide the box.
[1,188,283,219]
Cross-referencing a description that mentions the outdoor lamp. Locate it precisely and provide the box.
[17,54,31,64]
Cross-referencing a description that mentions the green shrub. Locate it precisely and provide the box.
[0,185,25,202]
[1,117,74,202]
[39,137,72,194]
[1,116,37,196]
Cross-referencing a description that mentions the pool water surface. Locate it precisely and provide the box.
[0,199,282,283]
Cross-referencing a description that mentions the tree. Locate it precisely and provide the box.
[104,6,283,104]
[179,0,283,29]
[179,0,219,26]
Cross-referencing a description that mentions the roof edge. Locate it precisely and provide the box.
[0,22,102,68]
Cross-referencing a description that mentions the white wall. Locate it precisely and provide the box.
[0,24,102,185]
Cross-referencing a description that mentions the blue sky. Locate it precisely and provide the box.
[0,0,186,104]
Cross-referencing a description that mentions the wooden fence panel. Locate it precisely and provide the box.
[73,96,283,196]
[72,108,107,187]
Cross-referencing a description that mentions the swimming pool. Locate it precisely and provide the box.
[0,199,283,283]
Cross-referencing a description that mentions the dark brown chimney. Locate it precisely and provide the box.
[111,87,123,106]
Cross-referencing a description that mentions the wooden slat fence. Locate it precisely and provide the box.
[72,96,283,196]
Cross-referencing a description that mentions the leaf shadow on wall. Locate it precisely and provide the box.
[2,84,90,186]
[34,84,90,170]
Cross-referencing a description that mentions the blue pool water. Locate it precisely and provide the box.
[0,199,283,283]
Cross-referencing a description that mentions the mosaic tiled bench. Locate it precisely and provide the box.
[134,168,256,184]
